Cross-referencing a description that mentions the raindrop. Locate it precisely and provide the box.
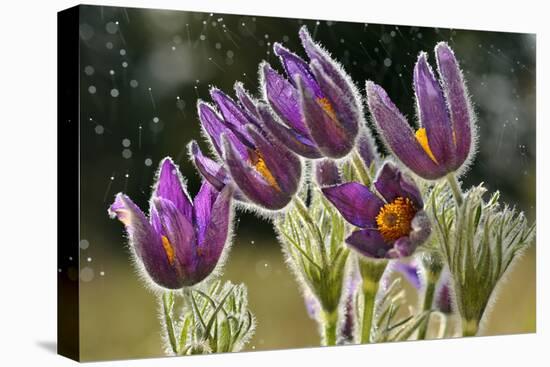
[144,158,153,166]
[215,42,221,49]
[384,58,392,67]
[119,48,126,56]
[122,61,128,68]
[105,21,118,34]
[84,65,94,76]
[106,41,113,49]
[153,116,159,123]
[80,267,94,282]
[79,239,90,250]
[110,89,119,97]
[87,257,92,262]
[79,23,94,40]
[122,138,131,147]
[88,85,96,94]
[130,79,139,88]
[226,50,234,58]
[122,149,132,159]
[200,34,206,41]
[94,125,104,135]
[109,69,115,75]
[100,271,105,276]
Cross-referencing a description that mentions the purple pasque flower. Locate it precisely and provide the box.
[322,162,431,259]
[108,157,233,289]
[191,84,301,211]
[259,26,362,159]
[314,159,341,187]
[366,43,475,180]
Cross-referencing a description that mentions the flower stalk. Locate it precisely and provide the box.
[446,173,463,207]
[358,258,388,343]
[321,309,339,346]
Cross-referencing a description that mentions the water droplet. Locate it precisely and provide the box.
[80,267,94,282]
[88,85,96,94]
[122,138,131,147]
[144,158,153,167]
[122,149,132,159]
[110,89,119,97]
[95,125,104,135]
[79,239,90,250]
[84,65,94,76]
[130,79,139,88]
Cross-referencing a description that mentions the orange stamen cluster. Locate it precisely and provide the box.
[415,128,438,163]
[250,149,281,191]
[375,197,416,242]
[317,97,338,121]
[161,235,175,265]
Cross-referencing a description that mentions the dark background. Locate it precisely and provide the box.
[73,5,535,361]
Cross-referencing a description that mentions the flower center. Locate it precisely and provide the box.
[250,149,281,191]
[317,97,338,121]
[375,197,416,242]
[161,235,175,265]
[415,128,438,163]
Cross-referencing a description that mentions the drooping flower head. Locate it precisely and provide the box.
[260,26,362,159]
[108,158,233,289]
[366,43,475,180]
[322,162,431,259]
[190,84,302,211]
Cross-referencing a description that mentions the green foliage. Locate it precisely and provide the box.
[428,182,535,333]
[161,281,255,355]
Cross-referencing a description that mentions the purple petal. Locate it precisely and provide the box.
[298,76,353,158]
[315,159,341,187]
[108,194,182,289]
[374,162,423,208]
[192,181,218,246]
[409,210,431,247]
[298,26,358,102]
[245,124,301,195]
[262,63,310,137]
[154,158,193,221]
[388,237,414,258]
[392,260,422,289]
[322,182,383,228]
[273,43,323,98]
[195,184,233,281]
[435,272,453,314]
[188,141,229,191]
[151,197,197,275]
[198,101,250,160]
[210,88,251,128]
[257,104,322,159]
[357,129,378,168]
[435,42,473,169]
[310,60,360,139]
[223,135,292,210]
[414,53,454,167]
[234,81,261,121]
[366,81,448,180]
[346,229,390,259]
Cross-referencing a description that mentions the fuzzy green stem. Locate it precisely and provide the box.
[360,278,379,344]
[446,173,463,207]
[321,309,338,346]
[162,292,179,354]
[352,150,371,186]
[462,318,479,337]
[417,277,437,340]
[358,259,387,343]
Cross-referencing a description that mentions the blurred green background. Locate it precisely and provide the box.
[73,5,535,361]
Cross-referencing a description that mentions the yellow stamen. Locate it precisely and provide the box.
[415,128,438,163]
[317,97,338,121]
[376,197,416,242]
[161,235,175,265]
[250,149,281,191]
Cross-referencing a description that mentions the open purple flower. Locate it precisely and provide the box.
[260,26,362,159]
[191,85,301,211]
[366,43,474,180]
[108,158,233,289]
[322,162,431,259]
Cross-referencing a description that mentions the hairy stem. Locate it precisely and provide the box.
[417,277,437,340]
[358,259,387,343]
[321,309,338,346]
[162,292,178,354]
[462,318,479,337]
[446,173,464,207]
[360,278,379,344]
